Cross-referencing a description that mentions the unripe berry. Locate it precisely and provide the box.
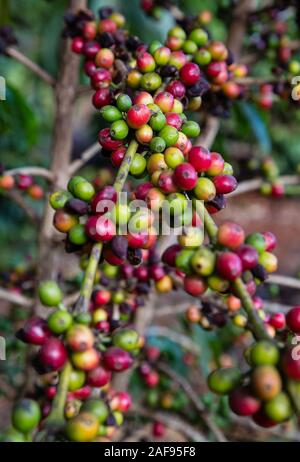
[194,177,216,201]
[154,92,174,113]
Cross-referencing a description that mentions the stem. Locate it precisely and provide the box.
[74,139,139,315]
[204,208,270,340]
[45,361,72,429]
[6,47,55,86]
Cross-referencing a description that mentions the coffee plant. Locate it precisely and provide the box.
[1,0,300,443]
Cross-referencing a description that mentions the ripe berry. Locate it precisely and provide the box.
[179,62,200,86]
[19,317,50,345]
[217,222,245,249]
[91,186,117,214]
[66,325,95,352]
[174,163,197,190]
[72,37,84,54]
[188,146,212,173]
[206,152,225,176]
[153,421,165,438]
[83,41,101,59]
[135,124,153,144]
[103,347,133,372]
[252,409,277,428]
[12,399,41,434]
[154,92,174,113]
[137,52,156,73]
[235,245,259,270]
[92,88,111,109]
[229,386,261,416]
[98,128,124,150]
[17,174,33,190]
[87,366,112,388]
[38,338,68,372]
[165,112,182,130]
[286,306,300,333]
[111,146,126,168]
[269,313,286,330]
[251,365,282,401]
[184,275,207,296]
[127,104,151,129]
[263,231,277,251]
[282,350,300,380]
[71,348,100,372]
[217,252,242,281]
[213,175,238,194]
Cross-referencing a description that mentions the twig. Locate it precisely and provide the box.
[6,47,55,86]
[5,190,40,223]
[0,287,32,307]
[267,275,300,290]
[147,326,200,355]
[235,76,291,86]
[68,142,101,175]
[196,116,220,149]
[157,363,227,442]
[229,175,299,197]
[128,405,207,442]
[4,166,54,182]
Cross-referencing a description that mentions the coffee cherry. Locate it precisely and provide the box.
[95,48,114,68]
[181,121,200,138]
[286,306,300,333]
[208,367,242,395]
[269,313,286,330]
[158,125,179,147]
[251,365,282,401]
[68,224,88,246]
[191,247,216,276]
[188,28,208,46]
[110,120,129,140]
[53,210,79,233]
[126,104,151,129]
[180,63,200,86]
[282,350,300,380]
[158,170,177,194]
[264,392,292,423]
[66,412,99,442]
[73,180,95,202]
[101,105,122,123]
[217,252,242,281]
[116,93,132,112]
[207,274,230,293]
[91,186,117,213]
[17,174,33,190]
[81,400,109,425]
[164,147,184,169]
[154,92,174,113]
[252,409,277,428]
[91,69,112,89]
[12,399,41,434]
[72,37,84,54]
[85,216,116,242]
[155,275,172,293]
[130,154,147,176]
[229,386,261,416]
[258,252,278,273]
[71,348,100,371]
[87,366,112,388]
[173,163,197,190]
[149,111,166,131]
[103,347,133,372]
[166,80,186,99]
[194,177,216,201]
[92,88,111,109]
[135,124,153,144]
[178,226,203,248]
[111,147,126,167]
[39,281,62,307]
[19,317,50,345]
[188,146,212,173]
[48,310,73,335]
[213,175,237,194]
[250,341,279,366]
[66,325,95,352]
[150,137,166,153]
[206,152,225,176]
[184,275,207,296]
[194,49,212,66]
[38,338,68,371]
[217,222,245,249]
[153,46,171,66]
[112,328,139,351]
[68,369,86,392]
[235,245,259,270]
[140,72,162,91]
[137,52,156,73]
[245,233,266,254]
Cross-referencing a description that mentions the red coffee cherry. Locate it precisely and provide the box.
[179,62,200,86]
[98,128,124,150]
[252,409,277,428]
[72,37,84,54]
[229,386,261,416]
[111,146,126,167]
[184,275,207,296]
[188,146,212,173]
[93,289,111,306]
[91,69,112,90]
[216,252,242,281]
[217,222,245,249]
[213,175,238,194]
[206,152,225,176]
[85,215,116,242]
[114,391,132,412]
[19,317,50,346]
[165,112,182,130]
[286,306,300,333]
[269,313,286,330]
[173,162,198,190]
[91,186,117,214]
[263,231,277,251]
[162,244,181,267]
[66,325,95,352]
[38,338,68,372]
[166,80,186,99]
[282,350,300,380]
[154,91,175,113]
[17,174,34,190]
[152,421,166,438]
[126,104,151,129]
[235,244,259,270]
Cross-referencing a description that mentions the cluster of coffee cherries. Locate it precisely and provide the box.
[258,157,285,198]
[0,171,44,201]
[248,3,300,108]
[4,280,139,442]
[163,222,278,305]
[208,304,300,428]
